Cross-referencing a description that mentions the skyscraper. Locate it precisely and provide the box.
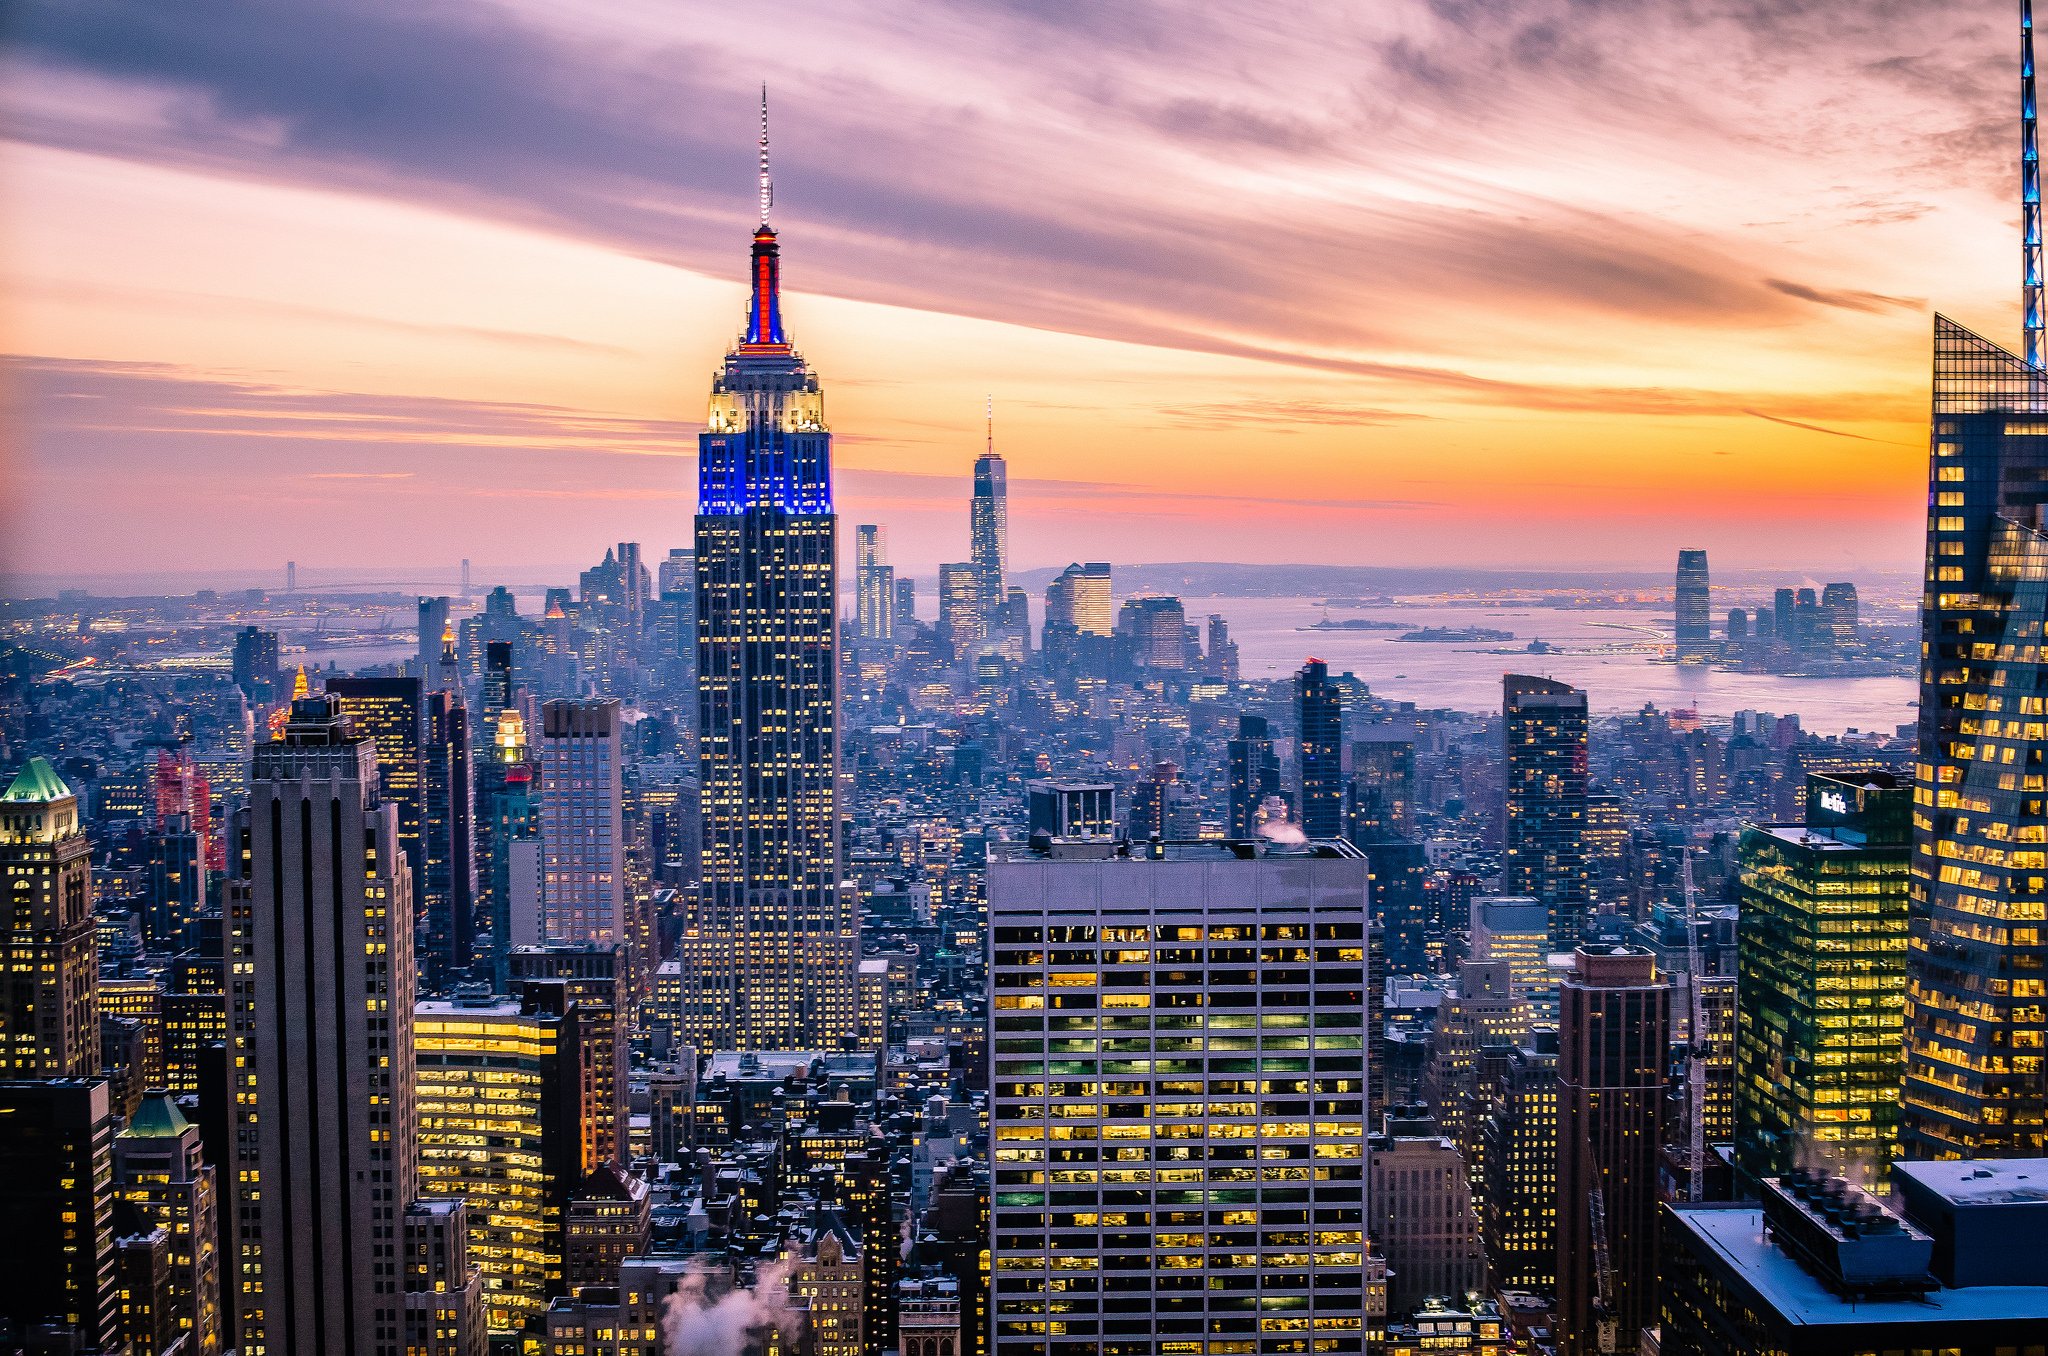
[328,676,427,929]
[971,400,1008,610]
[416,596,450,678]
[686,100,855,1050]
[0,1078,119,1347]
[538,699,624,947]
[1736,772,1910,1189]
[987,835,1372,1355]
[231,626,281,702]
[1556,944,1669,1356]
[113,1092,222,1355]
[854,524,895,643]
[1298,658,1345,838]
[1503,674,1589,946]
[938,562,985,653]
[1904,315,2048,1159]
[1,757,100,1078]
[1226,714,1282,837]
[227,693,480,1354]
[1674,548,1711,660]
[1041,561,1111,640]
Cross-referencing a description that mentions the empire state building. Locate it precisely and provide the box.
[682,96,856,1049]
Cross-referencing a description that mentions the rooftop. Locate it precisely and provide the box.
[2,756,72,804]
[1892,1158,2048,1207]
[1671,1206,2048,1327]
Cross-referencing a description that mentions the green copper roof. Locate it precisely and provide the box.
[119,1091,191,1140]
[1,757,72,804]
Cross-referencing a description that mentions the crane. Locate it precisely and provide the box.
[1681,848,1708,1203]
[1589,1183,1619,1355]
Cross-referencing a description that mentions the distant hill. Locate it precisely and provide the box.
[1010,561,1673,596]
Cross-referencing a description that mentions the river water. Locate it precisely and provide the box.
[1182,595,1918,734]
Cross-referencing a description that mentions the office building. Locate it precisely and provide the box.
[688,122,857,1051]
[422,676,478,987]
[1369,1106,1485,1316]
[855,524,896,643]
[1820,581,1859,646]
[483,706,542,988]
[417,596,451,678]
[1660,1162,2048,1355]
[1905,316,2048,1159]
[508,945,626,1172]
[1226,714,1283,838]
[1,757,100,1078]
[145,813,206,954]
[1503,675,1589,947]
[227,693,480,1354]
[1350,736,1415,838]
[539,699,624,946]
[1557,945,1669,1356]
[1674,549,1711,660]
[1042,562,1112,640]
[1481,1037,1559,1293]
[0,1078,120,1350]
[231,626,281,701]
[563,1164,651,1291]
[1298,658,1345,838]
[327,676,428,937]
[1023,779,1116,839]
[939,562,986,652]
[416,995,591,1334]
[113,1091,222,1355]
[1736,772,1910,1189]
[402,1198,486,1356]
[972,409,1008,610]
[987,836,1372,1355]
[1471,895,1551,1013]
[895,576,917,624]
[1117,594,1189,671]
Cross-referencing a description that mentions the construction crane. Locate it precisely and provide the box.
[1681,848,1708,1203]
[1589,1183,1619,1355]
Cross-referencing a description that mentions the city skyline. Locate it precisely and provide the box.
[1,2,2032,581]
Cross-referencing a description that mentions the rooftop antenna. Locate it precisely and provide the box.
[2027,1,2042,366]
[985,395,994,457]
[761,84,774,229]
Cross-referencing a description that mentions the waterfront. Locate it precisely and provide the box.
[1186,595,1918,733]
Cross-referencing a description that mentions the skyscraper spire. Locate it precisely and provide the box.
[986,394,994,457]
[759,84,773,230]
[2026,1,2042,366]
[743,85,788,351]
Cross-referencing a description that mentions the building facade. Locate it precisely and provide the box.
[687,124,856,1051]
[1556,945,1669,1356]
[1735,772,1910,1188]
[538,699,625,946]
[1298,659,1346,839]
[1503,675,1589,947]
[1674,549,1711,660]
[987,837,1372,1355]
[1905,316,2048,1159]
[1,758,100,1079]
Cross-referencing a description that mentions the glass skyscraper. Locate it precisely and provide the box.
[1904,316,2048,1159]
[1502,674,1589,947]
[683,125,856,1050]
[1297,658,1345,839]
[1735,772,1909,1189]
[1675,547,1711,660]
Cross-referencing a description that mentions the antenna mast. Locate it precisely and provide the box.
[761,84,774,229]
[2027,1,2043,366]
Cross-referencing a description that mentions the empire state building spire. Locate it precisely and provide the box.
[745,86,787,351]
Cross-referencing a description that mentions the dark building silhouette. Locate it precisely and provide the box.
[1226,715,1282,837]
[1503,675,1590,946]
[1557,945,1669,1356]
[1297,659,1345,838]
[1675,548,1711,660]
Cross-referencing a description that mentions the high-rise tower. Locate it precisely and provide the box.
[0,758,99,1078]
[854,524,895,643]
[1298,659,1345,838]
[228,694,482,1354]
[1503,674,1589,947]
[1675,548,1711,660]
[1900,9,2048,1157]
[971,398,1008,610]
[685,95,856,1050]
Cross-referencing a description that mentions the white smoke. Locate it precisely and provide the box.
[1257,819,1307,845]
[664,1260,803,1356]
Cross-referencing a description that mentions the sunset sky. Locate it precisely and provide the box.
[0,0,2029,585]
